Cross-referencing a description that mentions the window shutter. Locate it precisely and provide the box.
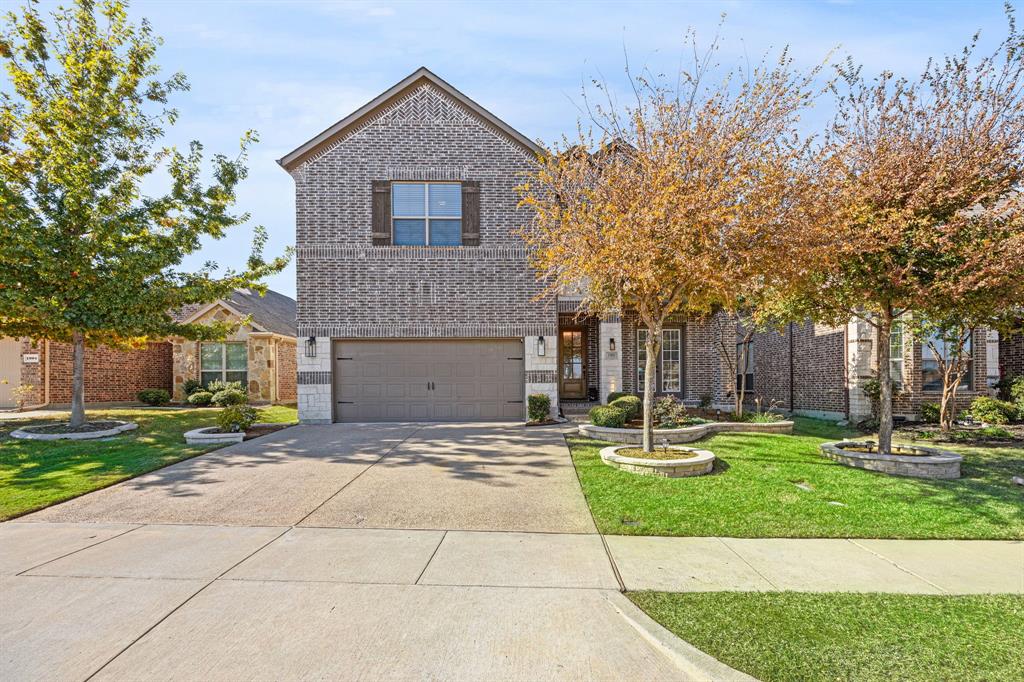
[461,180,480,246]
[372,180,391,245]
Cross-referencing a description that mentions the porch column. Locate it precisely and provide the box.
[297,336,332,424]
[846,318,874,421]
[525,334,558,418]
[599,316,623,403]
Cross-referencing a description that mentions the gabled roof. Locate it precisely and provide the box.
[172,288,297,337]
[277,67,544,170]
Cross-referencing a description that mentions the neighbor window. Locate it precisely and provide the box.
[736,341,755,392]
[922,331,972,392]
[392,182,462,246]
[200,342,247,387]
[637,329,648,391]
[662,329,681,392]
[889,320,904,388]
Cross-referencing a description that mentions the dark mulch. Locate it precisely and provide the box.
[242,423,292,440]
[894,421,1024,447]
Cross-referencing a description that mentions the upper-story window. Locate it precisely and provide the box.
[889,319,904,389]
[392,182,462,246]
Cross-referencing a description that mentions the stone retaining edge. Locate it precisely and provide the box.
[10,421,138,441]
[579,420,793,444]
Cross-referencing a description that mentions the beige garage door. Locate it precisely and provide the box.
[0,337,22,409]
[333,339,524,423]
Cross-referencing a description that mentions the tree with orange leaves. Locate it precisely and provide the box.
[519,39,825,452]
[771,10,1024,453]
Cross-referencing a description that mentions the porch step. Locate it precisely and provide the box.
[560,400,600,416]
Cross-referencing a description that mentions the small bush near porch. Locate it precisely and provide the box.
[0,406,297,520]
[567,417,1024,539]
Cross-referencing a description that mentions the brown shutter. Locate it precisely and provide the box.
[461,180,480,246]
[372,180,391,245]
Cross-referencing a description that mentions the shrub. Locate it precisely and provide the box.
[653,396,688,428]
[212,388,247,407]
[589,405,627,428]
[919,402,941,424]
[183,378,203,397]
[699,394,713,409]
[969,396,1016,425]
[187,391,214,407]
[1010,377,1024,418]
[216,404,258,433]
[206,379,243,394]
[745,410,784,423]
[609,395,642,421]
[137,388,170,406]
[605,391,630,404]
[527,393,551,422]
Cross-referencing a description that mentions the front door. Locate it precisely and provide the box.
[559,328,586,399]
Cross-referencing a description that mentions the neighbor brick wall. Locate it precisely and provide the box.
[1000,332,1024,380]
[291,82,554,340]
[753,322,847,416]
[21,339,173,404]
[277,340,297,402]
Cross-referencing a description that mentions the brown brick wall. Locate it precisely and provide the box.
[891,328,988,418]
[21,339,172,404]
[292,82,554,339]
[754,322,847,415]
[278,340,297,402]
[1000,332,1024,380]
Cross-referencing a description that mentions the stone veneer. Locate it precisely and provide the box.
[819,441,962,479]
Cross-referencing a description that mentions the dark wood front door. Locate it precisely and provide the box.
[559,328,586,399]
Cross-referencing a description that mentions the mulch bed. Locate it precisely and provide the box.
[894,421,1024,446]
[615,447,699,460]
[242,423,292,440]
[16,420,127,435]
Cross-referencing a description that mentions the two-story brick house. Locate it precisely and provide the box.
[282,68,1002,425]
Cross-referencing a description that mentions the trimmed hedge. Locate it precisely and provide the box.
[212,388,247,407]
[217,404,258,433]
[589,405,627,428]
[187,391,214,407]
[920,402,941,424]
[609,395,642,421]
[606,391,631,404]
[528,393,551,422]
[137,388,170,406]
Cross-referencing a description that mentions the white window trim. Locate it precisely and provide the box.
[662,329,681,392]
[392,182,462,246]
[636,328,683,393]
[889,321,904,389]
[200,342,248,384]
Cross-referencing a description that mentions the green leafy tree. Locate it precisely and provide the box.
[0,0,290,427]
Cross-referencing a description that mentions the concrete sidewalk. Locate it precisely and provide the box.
[606,536,1024,594]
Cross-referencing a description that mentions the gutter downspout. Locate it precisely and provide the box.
[788,323,795,412]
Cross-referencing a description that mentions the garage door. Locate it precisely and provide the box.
[332,339,524,423]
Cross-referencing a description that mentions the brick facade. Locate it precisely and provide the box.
[290,82,553,342]
[1000,332,1024,380]
[19,339,172,405]
[753,322,847,417]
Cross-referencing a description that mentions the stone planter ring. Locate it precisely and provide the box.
[600,445,716,477]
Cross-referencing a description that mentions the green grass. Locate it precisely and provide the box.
[629,591,1024,682]
[568,417,1024,538]
[0,406,297,520]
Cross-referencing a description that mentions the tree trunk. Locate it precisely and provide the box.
[876,311,894,455]
[735,330,754,417]
[70,330,86,428]
[936,329,970,433]
[642,326,661,453]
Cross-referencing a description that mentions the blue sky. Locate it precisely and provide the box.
[25,0,1014,297]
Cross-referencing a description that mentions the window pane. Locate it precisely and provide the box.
[922,359,942,391]
[662,330,681,392]
[226,371,247,386]
[428,183,462,217]
[429,219,462,246]
[226,343,247,370]
[200,371,221,387]
[393,219,426,245]
[200,343,223,371]
[637,329,648,391]
[392,183,425,217]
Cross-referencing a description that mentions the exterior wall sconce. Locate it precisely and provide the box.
[609,337,616,352]
[305,336,317,358]
[536,336,546,356]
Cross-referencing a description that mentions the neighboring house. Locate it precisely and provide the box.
[0,288,297,410]
[999,330,1024,382]
[279,67,1003,425]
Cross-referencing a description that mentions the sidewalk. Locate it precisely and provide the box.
[606,536,1024,594]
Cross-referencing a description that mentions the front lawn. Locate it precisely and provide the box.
[0,406,297,520]
[568,417,1024,539]
[630,591,1024,682]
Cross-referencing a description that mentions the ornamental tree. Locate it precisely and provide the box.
[769,12,1024,453]
[519,40,824,452]
[0,0,291,427]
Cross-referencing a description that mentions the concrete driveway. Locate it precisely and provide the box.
[2,423,744,681]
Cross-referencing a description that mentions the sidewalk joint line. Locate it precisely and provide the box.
[83,526,291,681]
[715,537,779,590]
[15,524,143,576]
[847,539,948,593]
[414,530,448,585]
